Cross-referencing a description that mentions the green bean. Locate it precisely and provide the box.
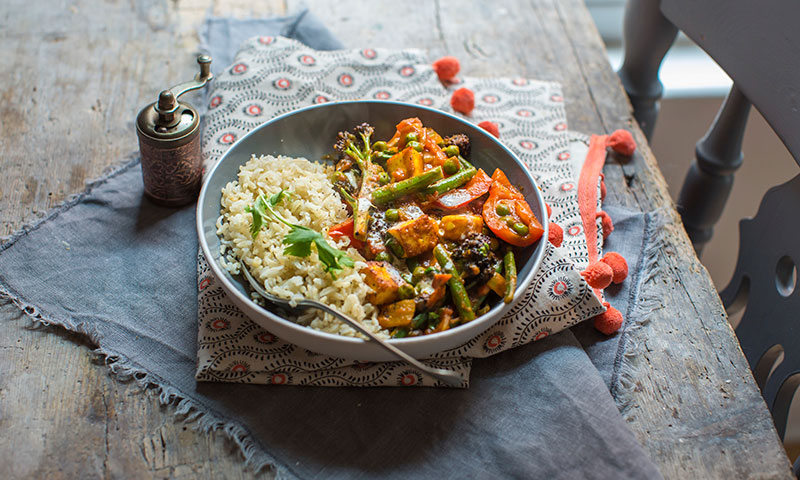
[433,244,475,322]
[337,186,356,211]
[411,312,429,329]
[423,164,476,196]
[392,328,408,338]
[472,293,489,312]
[503,248,517,304]
[459,156,476,169]
[385,237,405,258]
[406,258,420,271]
[371,167,444,205]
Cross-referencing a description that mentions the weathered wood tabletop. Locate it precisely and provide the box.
[0,0,793,478]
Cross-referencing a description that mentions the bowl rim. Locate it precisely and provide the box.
[196,99,548,349]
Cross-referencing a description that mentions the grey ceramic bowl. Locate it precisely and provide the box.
[197,100,548,361]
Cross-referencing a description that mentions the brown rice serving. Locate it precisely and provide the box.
[216,154,386,339]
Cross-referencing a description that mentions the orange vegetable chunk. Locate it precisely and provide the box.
[386,147,424,181]
[387,214,439,258]
[378,299,416,328]
[361,261,402,305]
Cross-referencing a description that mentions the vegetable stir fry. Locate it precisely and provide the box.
[329,117,544,337]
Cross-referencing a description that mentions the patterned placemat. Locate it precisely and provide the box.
[195,36,605,386]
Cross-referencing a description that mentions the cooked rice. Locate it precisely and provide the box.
[216,154,385,339]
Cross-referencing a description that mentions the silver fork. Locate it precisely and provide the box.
[239,261,465,387]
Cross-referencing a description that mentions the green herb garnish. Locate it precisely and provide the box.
[246,190,354,278]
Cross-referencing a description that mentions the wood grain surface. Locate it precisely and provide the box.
[0,0,792,478]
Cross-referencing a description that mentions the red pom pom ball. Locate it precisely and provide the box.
[581,261,613,289]
[594,302,623,335]
[433,56,461,83]
[607,129,636,156]
[450,87,475,115]
[601,252,628,284]
[478,120,500,138]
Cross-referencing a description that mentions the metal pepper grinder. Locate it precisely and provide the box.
[136,55,213,206]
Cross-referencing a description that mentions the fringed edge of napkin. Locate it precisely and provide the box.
[0,156,285,476]
[607,207,675,417]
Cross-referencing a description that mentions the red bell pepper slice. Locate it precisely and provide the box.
[435,168,493,209]
[482,169,544,247]
[327,218,364,249]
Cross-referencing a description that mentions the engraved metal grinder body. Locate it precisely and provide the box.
[136,55,213,207]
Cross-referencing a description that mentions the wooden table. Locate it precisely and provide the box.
[0,0,793,478]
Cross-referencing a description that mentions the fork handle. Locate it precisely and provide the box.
[312,302,465,387]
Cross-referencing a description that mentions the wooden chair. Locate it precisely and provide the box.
[617,0,800,466]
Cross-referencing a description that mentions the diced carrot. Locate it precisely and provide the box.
[426,273,452,309]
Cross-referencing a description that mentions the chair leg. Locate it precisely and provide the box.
[677,85,751,255]
[617,0,678,140]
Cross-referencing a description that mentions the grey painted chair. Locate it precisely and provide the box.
[617,0,800,468]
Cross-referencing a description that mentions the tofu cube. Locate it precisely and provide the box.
[378,299,416,329]
[387,214,439,258]
[440,214,484,241]
[386,147,423,181]
[361,261,401,305]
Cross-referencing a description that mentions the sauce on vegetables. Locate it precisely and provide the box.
[330,118,544,337]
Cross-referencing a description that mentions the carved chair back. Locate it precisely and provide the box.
[617,0,800,442]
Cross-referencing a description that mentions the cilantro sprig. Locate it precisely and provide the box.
[245,190,355,278]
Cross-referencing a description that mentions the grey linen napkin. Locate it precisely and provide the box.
[574,206,660,387]
[0,13,662,478]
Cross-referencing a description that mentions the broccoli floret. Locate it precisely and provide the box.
[452,233,499,284]
[334,123,375,170]
[334,123,377,242]
[443,133,470,158]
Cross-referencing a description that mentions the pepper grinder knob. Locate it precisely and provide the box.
[154,55,213,128]
[198,54,212,80]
